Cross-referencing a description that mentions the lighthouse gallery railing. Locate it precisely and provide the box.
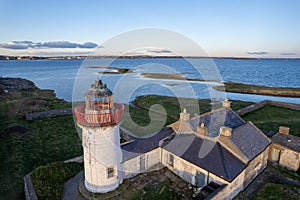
[74,103,124,127]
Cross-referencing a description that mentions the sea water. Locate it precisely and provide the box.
[0,58,299,104]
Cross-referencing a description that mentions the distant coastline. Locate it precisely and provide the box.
[1,55,300,60]
[213,82,300,98]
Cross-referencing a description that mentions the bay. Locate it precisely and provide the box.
[0,58,299,104]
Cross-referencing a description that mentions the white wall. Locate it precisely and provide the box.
[211,147,269,200]
[161,149,228,188]
[122,148,161,179]
[82,125,123,193]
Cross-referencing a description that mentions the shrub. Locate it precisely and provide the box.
[31,162,83,200]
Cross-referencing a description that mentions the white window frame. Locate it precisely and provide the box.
[107,167,115,178]
[168,153,174,167]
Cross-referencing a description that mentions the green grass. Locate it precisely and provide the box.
[137,179,176,200]
[131,95,252,125]
[0,89,81,200]
[243,105,300,137]
[273,164,300,182]
[80,175,180,200]
[251,183,300,200]
[122,95,252,137]
[4,88,298,199]
[31,162,83,200]
[214,82,300,98]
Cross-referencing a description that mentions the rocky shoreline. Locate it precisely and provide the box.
[0,77,37,93]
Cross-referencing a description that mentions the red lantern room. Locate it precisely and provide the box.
[85,79,114,111]
[74,79,124,127]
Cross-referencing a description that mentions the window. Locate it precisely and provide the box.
[140,155,146,172]
[107,167,114,178]
[168,154,174,167]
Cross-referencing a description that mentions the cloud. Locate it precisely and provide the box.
[247,51,269,55]
[0,41,98,50]
[147,49,172,54]
[280,52,296,56]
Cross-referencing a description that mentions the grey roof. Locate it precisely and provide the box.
[189,108,245,137]
[162,134,246,182]
[121,107,271,182]
[86,79,113,97]
[231,122,271,160]
[271,133,300,152]
[121,128,174,162]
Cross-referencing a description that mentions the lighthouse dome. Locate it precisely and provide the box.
[85,79,114,111]
[86,79,113,97]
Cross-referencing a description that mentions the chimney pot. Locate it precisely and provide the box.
[223,98,231,108]
[180,108,190,122]
[279,126,290,135]
[197,122,208,136]
[220,126,232,137]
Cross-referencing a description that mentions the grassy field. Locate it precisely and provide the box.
[251,183,300,200]
[0,88,82,199]
[141,72,220,83]
[1,79,299,200]
[243,105,300,137]
[214,82,300,98]
[123,95,253,137]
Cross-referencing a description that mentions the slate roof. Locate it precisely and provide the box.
[121,128,174,162]
[162,134,246,182]
[271,133,300,152]
[231,122,271,160]
[121,107,271,182]
[189,108,246,137]
[165,107,271,181]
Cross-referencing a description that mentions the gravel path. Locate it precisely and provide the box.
[63,171,85,200]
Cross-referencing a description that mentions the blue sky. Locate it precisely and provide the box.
[0,0,299,57]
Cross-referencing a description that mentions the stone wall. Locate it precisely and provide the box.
[24,174,38,200]
[25,108,72,120]
[279,149,300,171]
[243,147,269,188]
[270,143,300,171]
[236,100,300,116]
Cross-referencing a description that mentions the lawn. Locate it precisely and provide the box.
[243,105,300,137]
[251,183,300,200]
[123,95,253,137]
[0,88,82,200]
[214,82,300,98]
[2,88,299,199]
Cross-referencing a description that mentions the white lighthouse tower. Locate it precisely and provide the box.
[74,79,124,193]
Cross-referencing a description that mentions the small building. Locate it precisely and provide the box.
[121,99,271,199]
[269,126,300,171]
[75,80,272,199]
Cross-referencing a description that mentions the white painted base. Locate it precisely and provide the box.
[85,179,120,193]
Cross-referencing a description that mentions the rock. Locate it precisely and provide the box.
[0,77,37,92]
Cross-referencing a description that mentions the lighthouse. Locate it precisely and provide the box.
[74,79,124,193]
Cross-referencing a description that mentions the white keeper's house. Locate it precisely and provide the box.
[74,79,271,200]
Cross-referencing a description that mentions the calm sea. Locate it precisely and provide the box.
[0,58,299,104]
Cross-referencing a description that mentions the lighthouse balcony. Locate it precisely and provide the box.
[74,103,124,127]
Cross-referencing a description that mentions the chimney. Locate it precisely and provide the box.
[219,126,232,137]
[222,98,231,108]
[197,122,208,136]
[279,126,290,135]
[180,108,190,122]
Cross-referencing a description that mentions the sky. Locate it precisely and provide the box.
[0,0,299,58]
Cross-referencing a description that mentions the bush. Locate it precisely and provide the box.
[31,162,83,200]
